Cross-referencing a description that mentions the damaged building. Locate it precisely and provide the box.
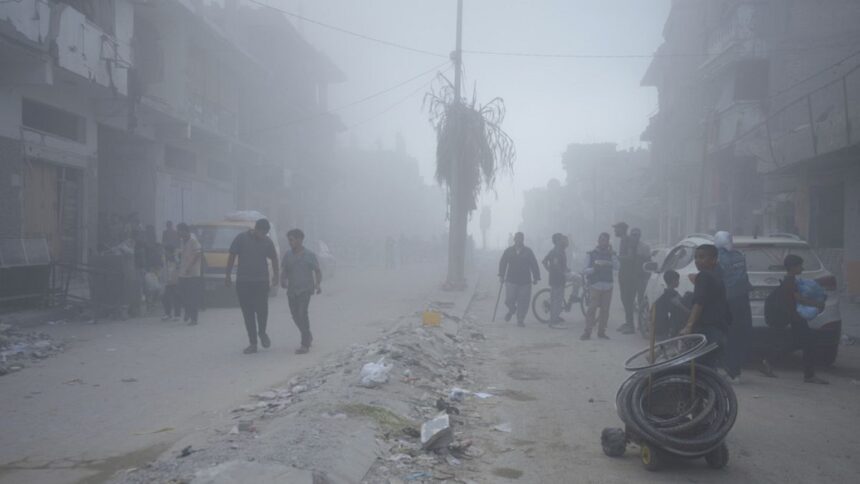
[0,0,343,263]
[643,0,860,295]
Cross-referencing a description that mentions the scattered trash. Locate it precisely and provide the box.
[178,445,194,458]
[0,325,65,376]
[422,310,442,327]
[473,392,493,399]
[435,398,460,415]
[405,471,432,481]
[133,427,175,436]
[238,419,255,432]
[421,413,453,450]
[493,423,513,433]
[359,358,392,387]
[449,387,468,401]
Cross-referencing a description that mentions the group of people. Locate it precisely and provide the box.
[139,218,322,356]
[224,219,322,355]
[496,223,651,339]
[497,224,829,385]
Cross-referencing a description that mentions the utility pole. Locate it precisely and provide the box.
[446,0,466,289]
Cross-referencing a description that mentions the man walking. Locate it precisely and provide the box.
[226,218,279,355]
[177,223,202,326]
[498,232,541,326]
[281,229,322,355]
[542,233,570,326]
[582,232,617,340]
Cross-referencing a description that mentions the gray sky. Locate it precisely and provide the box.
[274,0,670,247]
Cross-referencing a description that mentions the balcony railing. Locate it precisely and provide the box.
[730,65,860,172]
[701,3,766,74]
[0,0,51,47]
[1,0,131,94]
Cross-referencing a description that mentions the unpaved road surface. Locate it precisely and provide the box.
[0,263,443,484]
[466,264,860,483]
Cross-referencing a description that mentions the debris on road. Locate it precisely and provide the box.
[421,413,453,450]
[359,357,392,387]
[108,305,489,484]
[0,323,65,376]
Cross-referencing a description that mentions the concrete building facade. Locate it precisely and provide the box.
[1,0,342,263]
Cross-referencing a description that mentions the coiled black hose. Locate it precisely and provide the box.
[616,364,737,457]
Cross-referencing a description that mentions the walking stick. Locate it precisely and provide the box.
[492,266,507,322]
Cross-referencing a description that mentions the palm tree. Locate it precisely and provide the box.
[425,78,516,288]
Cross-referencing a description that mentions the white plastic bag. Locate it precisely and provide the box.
[359,358,391,387]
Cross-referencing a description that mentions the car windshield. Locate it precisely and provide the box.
[738,246,822,272]
[196,225,246,251]
[661,245,695,271]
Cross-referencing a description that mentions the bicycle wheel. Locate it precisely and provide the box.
[532,288,552,323]
[579,284,590,318]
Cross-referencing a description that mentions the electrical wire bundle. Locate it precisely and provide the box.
[616,363,738,457]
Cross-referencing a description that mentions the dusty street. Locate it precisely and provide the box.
[0,262,444,484]
[466,262,860,483]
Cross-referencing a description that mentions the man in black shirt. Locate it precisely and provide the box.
[498,232,541,326]
[226,219,280,354]
[680,244,731,367]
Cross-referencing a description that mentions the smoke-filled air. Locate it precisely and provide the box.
[1,1,859,483]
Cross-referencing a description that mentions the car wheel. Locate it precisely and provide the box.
[601,428,626,457]
[705,442,729,469]
[816,345,838,367]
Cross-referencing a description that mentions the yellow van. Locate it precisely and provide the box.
[193,213,280,305]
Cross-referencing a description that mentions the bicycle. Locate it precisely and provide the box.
[532,273,591,324]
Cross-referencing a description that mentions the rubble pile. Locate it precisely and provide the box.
[112,307,498,484]
[0,323,65,376]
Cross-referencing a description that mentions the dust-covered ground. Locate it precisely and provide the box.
[5,257,860,484]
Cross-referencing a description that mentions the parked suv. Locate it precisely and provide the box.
[643,234,841,366]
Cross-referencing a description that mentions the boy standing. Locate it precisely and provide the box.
[680,244,731,367]
[177,223,202,326]
[160,246,181,321]
[652,270,689,341]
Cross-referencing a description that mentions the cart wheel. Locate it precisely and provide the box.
[640,444,665,471]
[705,442,729,469]
[601,428,626,457]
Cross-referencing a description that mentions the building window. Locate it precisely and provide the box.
[164,145,197,173]
[22,99,87,143]
[809,183,844,248]
[734,60,769,101]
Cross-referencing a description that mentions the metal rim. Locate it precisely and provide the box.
[623,334,709,372]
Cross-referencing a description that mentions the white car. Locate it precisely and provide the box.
[643,234,842,366]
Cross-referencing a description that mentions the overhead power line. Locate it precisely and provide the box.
[252,61,449,135]
[246,0,448,58]
[246,1,860,62]
[348,65,453,131]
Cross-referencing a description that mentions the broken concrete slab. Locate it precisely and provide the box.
[421,413,453,450]
[191,461,315,484]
